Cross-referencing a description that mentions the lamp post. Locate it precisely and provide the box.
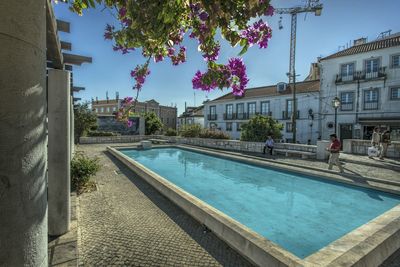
[332,96,341,134]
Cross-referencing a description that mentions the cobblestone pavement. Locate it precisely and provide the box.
[77,144,253,266]
[77,143,399,266]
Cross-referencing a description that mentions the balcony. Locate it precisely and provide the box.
[260,111,272,117]
[282,110,300,120]
[340,102,354,111]
[236,112,248,120]
[335,67,386,84]
[363,101,379,110]
[207,114,217,121]
[223,113,236,120]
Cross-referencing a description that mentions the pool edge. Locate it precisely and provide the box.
[108,145,400,267]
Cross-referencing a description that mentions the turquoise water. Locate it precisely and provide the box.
[120,148,400,258]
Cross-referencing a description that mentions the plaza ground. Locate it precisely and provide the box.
[75,143,400,266]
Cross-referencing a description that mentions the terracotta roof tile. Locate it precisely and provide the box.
[321,34,400,60]
[209,80,320,102]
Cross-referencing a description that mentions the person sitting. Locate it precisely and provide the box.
[263,136,274,155]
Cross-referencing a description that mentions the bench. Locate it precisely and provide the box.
[273,149,316,159]
[148,139,169,145]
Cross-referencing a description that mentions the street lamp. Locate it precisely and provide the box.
[332,96,341,133]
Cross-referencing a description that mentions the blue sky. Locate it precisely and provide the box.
[54,0,400,114]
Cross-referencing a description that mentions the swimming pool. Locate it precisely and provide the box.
[119,147,400,259]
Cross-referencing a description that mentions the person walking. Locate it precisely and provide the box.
[263,136,274,155]
[327,133,344,173]
[379,130,391,160]
[369,127,381,158]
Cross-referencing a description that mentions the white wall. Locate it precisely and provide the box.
[319,46,400,140]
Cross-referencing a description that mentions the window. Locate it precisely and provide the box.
[340,63,354,79]
[209,105,217,120]
[286,122,293,133]
[236,103,244,119]
[100,107,104,113]
[391,54,400,68]
[226,122,232,131]
[390,87,400,100]
[286,99,293,113]
[363,88,379,110]
[95,108,98,113]
[365,58,379,78]
[260,101,270,115]
[107,107,110,112]
[113,107,116,112]
[225,104,233,119]
[248,102,256,116]
[236,122,242,131]
[340,92,354,111]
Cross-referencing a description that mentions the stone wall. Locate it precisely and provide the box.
[80,135,317,154]
[97,116,141,135]
[343,139,400,158]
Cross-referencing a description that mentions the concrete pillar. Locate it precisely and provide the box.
[139,116,145,135]
[316,140,330,160]
[70,96,75,156]
[0,1,47,266]
[48,69,71,235]
[342,139,352,154]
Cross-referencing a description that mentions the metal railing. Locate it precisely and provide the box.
[340,102,353,111]
[223,113,236,120]
[363,101,378,110]
[282,110,300,120]
[207,114,218,120]
[335,67,386,83]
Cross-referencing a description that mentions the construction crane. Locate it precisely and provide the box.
[275,0,323,143]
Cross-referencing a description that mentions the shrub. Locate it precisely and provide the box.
[165,128,177,136]
[145,112,163,135]
[88,131,120,137]
[74,102,98,143]
[71,152,100,194]
[199,129,230,139]
[179,124,202,137]
[240,115,283,142]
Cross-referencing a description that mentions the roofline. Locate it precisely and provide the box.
[320,36,400,61]
[207,79,320,103]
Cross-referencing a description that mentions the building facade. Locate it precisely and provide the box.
[92,98,177,129]
[319,34,400,141]
[203,80,320,143]
[177,106,205,129]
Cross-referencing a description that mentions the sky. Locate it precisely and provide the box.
[53,0,400,114]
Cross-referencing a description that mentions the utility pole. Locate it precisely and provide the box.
[275,1,323,143]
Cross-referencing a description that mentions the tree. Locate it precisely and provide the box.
[74,103,98,142]
[144,112,163,135]
[61,0,274,124]
[240,115,283,142]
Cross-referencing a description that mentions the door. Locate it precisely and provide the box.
[339,124,353,147]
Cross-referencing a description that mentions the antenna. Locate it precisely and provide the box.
[116,91,119,100]
[106,91,109,103]
[377,29,392,40]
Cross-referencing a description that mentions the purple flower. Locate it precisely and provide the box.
[202,44,220,61]
[199,11,209,21]
[265,5,274,16]
[104,24,114,40]
[127,120,133,128]
[119,7,127,18]
[154,54,164,62]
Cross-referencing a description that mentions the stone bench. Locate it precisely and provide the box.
[149,139,169,144]
[274,149,316,159]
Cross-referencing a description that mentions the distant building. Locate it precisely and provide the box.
[319,33,400,141]
[177,106,204,129]
[203,80,320,143]
[91,98,177,129]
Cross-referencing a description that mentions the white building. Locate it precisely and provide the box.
[203,80,320,143]
[177,106,204,129]
[319,33,400,141]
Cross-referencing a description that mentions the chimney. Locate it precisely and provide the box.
[353,37,367,46]
[305,62,320,81]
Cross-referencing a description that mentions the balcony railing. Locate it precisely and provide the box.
[340,102,353,111]
[363,101,379,110]
[207,114,218,120]
[236,112,248,120]
[282,110,300,120]
[335,67,386,83]
[260,111,272,117]
[223,113,236,120]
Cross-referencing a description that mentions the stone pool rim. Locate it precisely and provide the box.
[107,145,400,267]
